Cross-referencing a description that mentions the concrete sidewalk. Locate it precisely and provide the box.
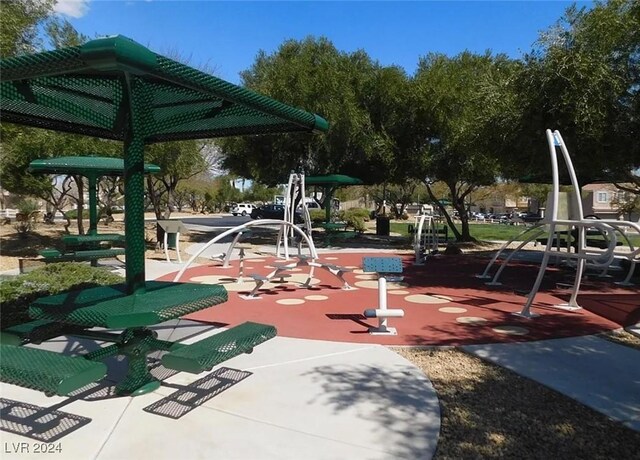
[464,335,640,431]
[0,325,440,460]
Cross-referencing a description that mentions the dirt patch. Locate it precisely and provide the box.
[394,347,640,459]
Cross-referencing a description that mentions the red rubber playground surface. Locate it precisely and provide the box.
[158,252,640,346]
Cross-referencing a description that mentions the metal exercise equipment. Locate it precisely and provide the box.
[477,129,639,318]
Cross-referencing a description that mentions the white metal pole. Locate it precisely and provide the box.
[378,276,388,330]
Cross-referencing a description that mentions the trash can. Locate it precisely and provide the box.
[166,232,177,249]
[157,220,185,249]
[376,216,390,236]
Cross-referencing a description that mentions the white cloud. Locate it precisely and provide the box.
[53,0,91,19]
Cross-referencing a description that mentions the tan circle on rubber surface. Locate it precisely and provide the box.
[404,294,452,304]
[355,274,377,280]
[492,325,529,335]
[355,280,409,290]
[304,295,329,301]
[456,316,488,325]
[276,298,306,305]
[439,307,467,314]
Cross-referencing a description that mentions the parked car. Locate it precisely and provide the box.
[521,212,542,223]
[231,203,256,216]
[251,204,303,223]
[251,204,284,219]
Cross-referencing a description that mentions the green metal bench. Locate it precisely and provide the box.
[39,233,127,266]
[39,248,126,262]
[0,320,83,346]
[535,235,622,250]
[162,322,277,374]
[0,344,107,396]
[62,233,126,247]
[317,222,357,246]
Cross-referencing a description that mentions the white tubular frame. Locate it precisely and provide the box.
[173,219,318,282]
[478,129,636,318]
[277,171,314,260]
[364,276,405,335]
[413,214,439,265]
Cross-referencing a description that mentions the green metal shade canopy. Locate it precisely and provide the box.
[29,156,161,176]
[305,174,364,187]
[29,156,160,235]
[1,35,329,294]
[305,175,363,222]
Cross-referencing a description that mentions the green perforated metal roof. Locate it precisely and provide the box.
[0,35,328,143]
[305,175,363,186]
[29,156,160,175]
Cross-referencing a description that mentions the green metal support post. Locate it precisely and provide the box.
[88,174,98,236]
[324,185,332,223]
[124,74,152,295]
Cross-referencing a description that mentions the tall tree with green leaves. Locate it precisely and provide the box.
[412,51,517,241]
[0,127,120,233]
[0,0,54,57]
[359,64,424,211]
[219,37,376,185]
[500,0,639,190]
[145,140,211,220]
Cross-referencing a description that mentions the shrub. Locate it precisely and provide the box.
[0,263,123,329]
[13,199,40,236]
[341,208,367,233]
[342,208,370,221]
[16,199,39,215]
[308,209,326,224]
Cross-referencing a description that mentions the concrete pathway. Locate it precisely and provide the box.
[0,325,440,460]
[464,335,640,431]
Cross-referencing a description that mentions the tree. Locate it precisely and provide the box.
[1,0,54,57]
[219,37,376,185]
[244,182,283,204]
[500,0,640,190]
[358,64,426,212]
[412,52,517,241]
[0,127,120,233]
[44,16,89,49]
[212,176,243,211]
[144,140,211,220]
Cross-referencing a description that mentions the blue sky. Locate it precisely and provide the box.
[58,1,593,84]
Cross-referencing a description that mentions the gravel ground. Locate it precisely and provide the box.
[394,347,640,459]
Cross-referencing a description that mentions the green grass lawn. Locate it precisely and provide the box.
[391,220,640,245]
[390,221,527,240]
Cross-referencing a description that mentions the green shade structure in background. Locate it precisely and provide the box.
[305,174,363,222]
[29,156,160,236]
[1,35,329,294]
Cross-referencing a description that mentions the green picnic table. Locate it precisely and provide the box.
[317,222,356,245]
[0,35,328,398]
[31,156,158,265]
